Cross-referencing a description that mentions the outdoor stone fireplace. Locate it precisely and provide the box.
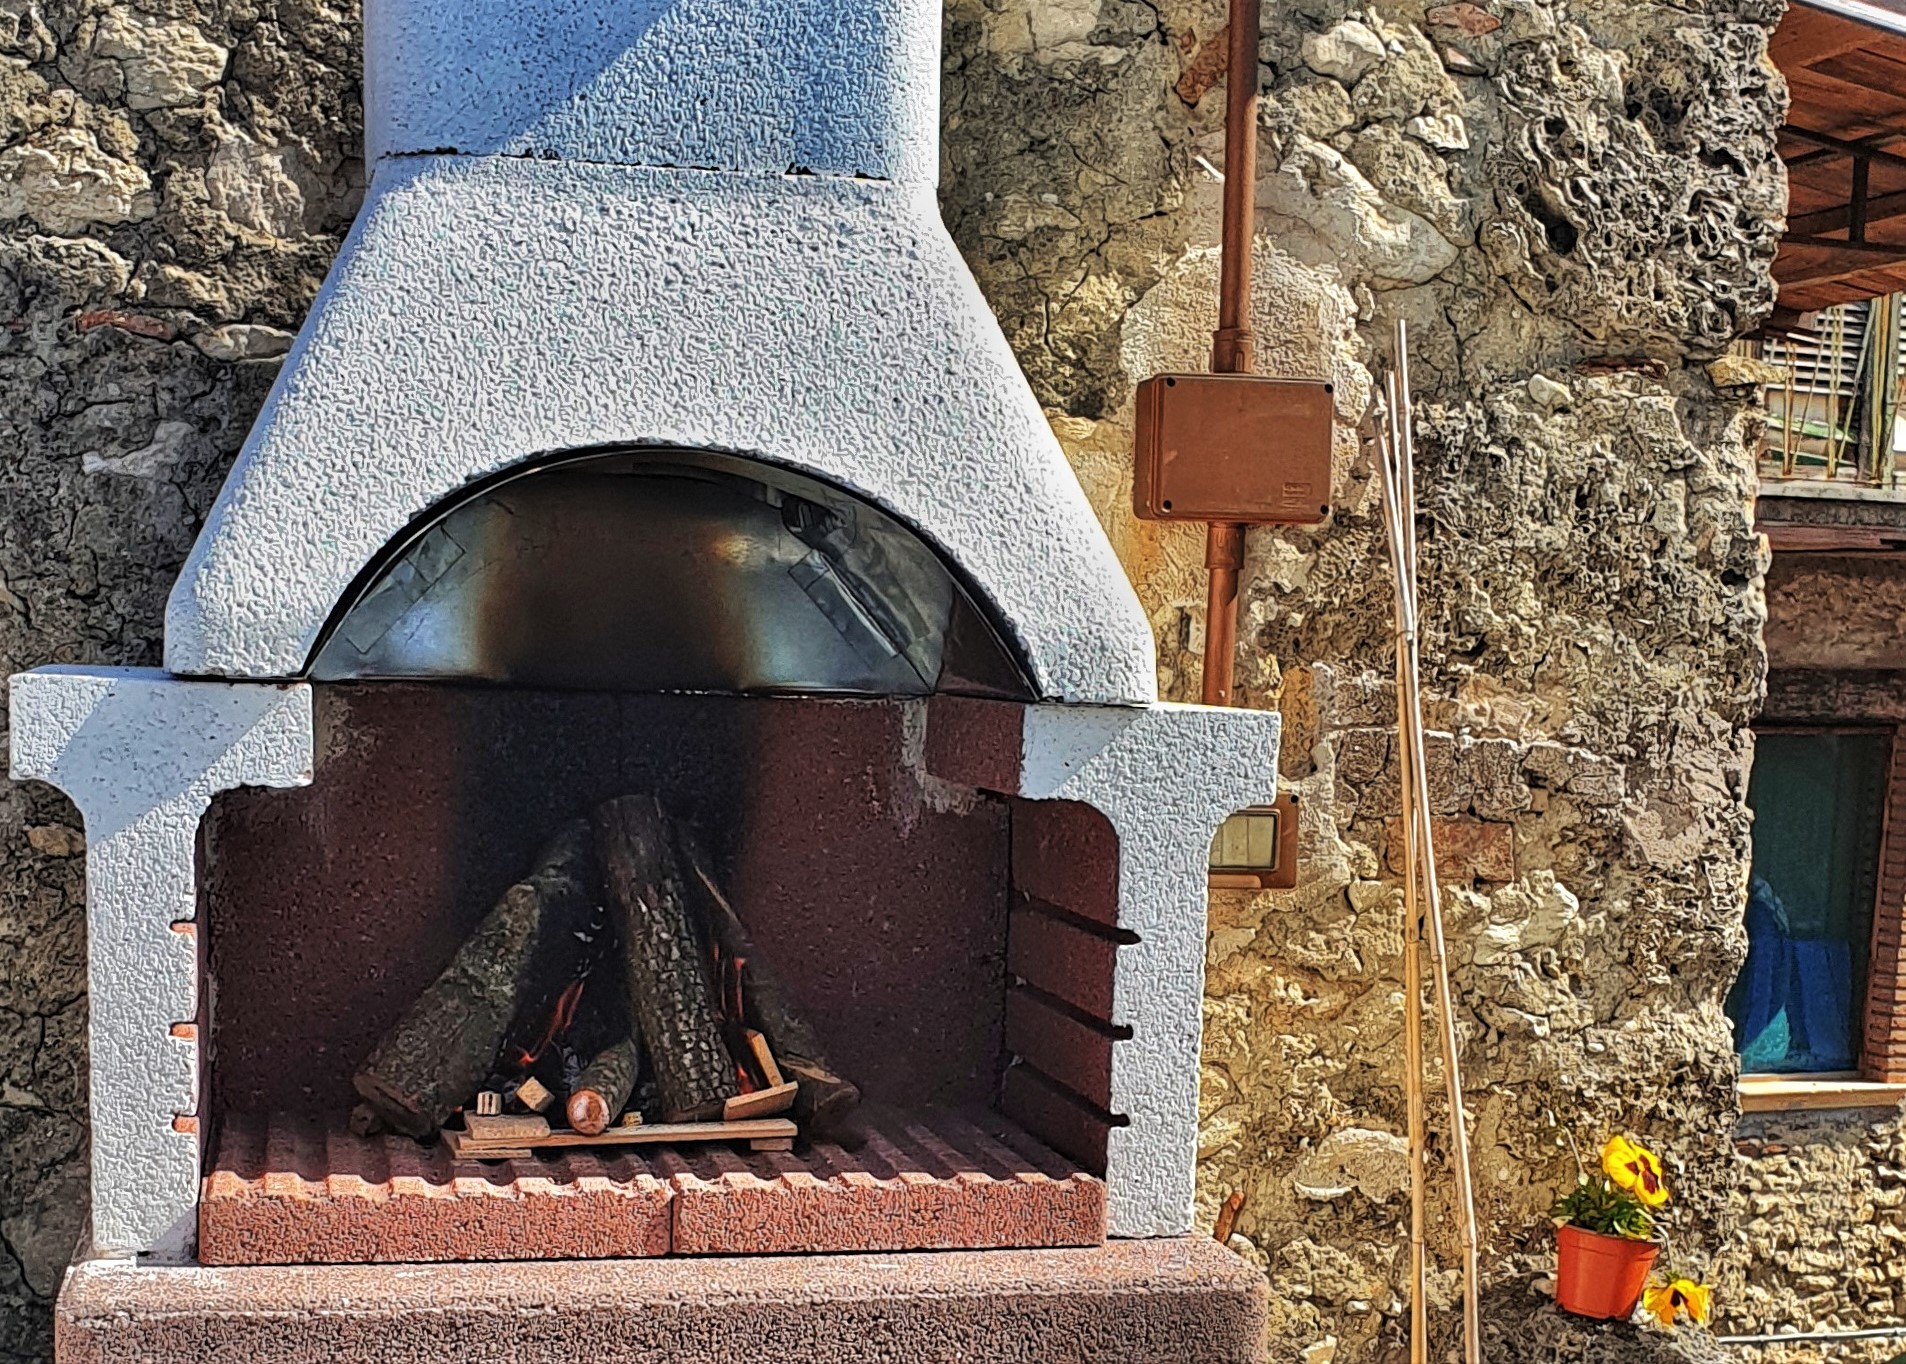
[9,0,1280,1357]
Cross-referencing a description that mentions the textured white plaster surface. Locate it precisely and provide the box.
[8,668,313,1260]
[165,156,1157,704]
[365,0,939,183]
[1018,702,1280,1237]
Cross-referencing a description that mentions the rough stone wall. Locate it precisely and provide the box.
[945,1,1780,1360]
[0,0,362,1357]
[0,0,1793,1360]
[1766,553,1906,671]
[1729,1112,1906,1364]
[1741,556,1906,1362]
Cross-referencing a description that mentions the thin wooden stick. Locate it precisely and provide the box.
[1375,381,1429,1364]
[1382,320,1484,1364]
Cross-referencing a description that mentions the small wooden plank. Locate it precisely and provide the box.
[1760,523,1902,552]
[746,1030,785,1088]
[749,1138,795,1152]
[447,1117,798,1156]
[442,1130,532,1161]
[1738,1075,1906,1112]
[724,1081,799,1121]
[465,1113,551,1142]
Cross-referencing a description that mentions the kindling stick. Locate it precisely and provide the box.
[1375,364,1429,1364]
[1374,319,1483,1364]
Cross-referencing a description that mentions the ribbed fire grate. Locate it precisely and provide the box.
[200,1108,1105,1264]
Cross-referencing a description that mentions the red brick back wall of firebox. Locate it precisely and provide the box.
[199,685,1011,1123]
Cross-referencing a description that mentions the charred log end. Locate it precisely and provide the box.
[567,1036,640,1134]
[787,1057,865,1149]
[352,1072,435,1140]
[567,1090,612,1135]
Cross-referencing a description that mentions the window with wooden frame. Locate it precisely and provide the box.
[1732,723,1906,1109]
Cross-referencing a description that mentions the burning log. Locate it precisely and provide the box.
[675,828,864,1145]
[593,796,739,1122]
[352,821,597,1138]
[565,1035,640,1135]
[495,857,623,1093]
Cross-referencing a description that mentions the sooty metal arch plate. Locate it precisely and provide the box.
[308,450,1033,698]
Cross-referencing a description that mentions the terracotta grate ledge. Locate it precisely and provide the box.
[200,1108,1106,1264]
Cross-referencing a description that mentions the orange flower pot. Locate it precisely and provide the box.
[1555,1225,1658,1320]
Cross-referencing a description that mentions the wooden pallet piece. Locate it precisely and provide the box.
[445,1117,797,1160]
[723,1081,799,1121]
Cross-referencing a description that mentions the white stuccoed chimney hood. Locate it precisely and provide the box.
[10,0,1284,1301]
[162,0,1160,706]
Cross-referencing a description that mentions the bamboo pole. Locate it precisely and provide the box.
[1375,372,1429,1364]
[1377,320,1483,1364]
[1867,294,1899,486]
[1781,354,1796,477]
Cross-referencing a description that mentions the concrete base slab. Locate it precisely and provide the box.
[57,1237,1267,1364]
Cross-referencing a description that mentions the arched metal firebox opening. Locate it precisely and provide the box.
[304,446,1036,698]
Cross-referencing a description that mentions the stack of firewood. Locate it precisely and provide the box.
[350,795,861,1158]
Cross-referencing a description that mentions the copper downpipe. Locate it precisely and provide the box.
[1203,523,1246,705]
[1211,0,1260,380]
[1202,0,1261,708]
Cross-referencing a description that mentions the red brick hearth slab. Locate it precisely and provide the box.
[667,1110,1106,1254]
[201,1109,1104,1263]
[199,1114,672,1264]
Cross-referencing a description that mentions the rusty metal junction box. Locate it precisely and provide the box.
[1133,374,1335,525]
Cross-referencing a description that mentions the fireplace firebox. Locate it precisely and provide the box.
[11,0,1283,1358]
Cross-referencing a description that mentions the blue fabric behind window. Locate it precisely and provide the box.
[1728,731,1887,1073]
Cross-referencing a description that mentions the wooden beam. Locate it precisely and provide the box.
[1787,65,1906,116]
[1759,523,1904,551]
[1774,3,1882,68]
[1785,233,1906,253]
[1785,123,1906,174]
[1784,123,1906,167]
[1791,187,1906,236]
[1778,240,1906,288]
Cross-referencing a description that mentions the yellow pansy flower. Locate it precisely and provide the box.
[1602,1135,1669,1208]
[1643,1279,1712,1329]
